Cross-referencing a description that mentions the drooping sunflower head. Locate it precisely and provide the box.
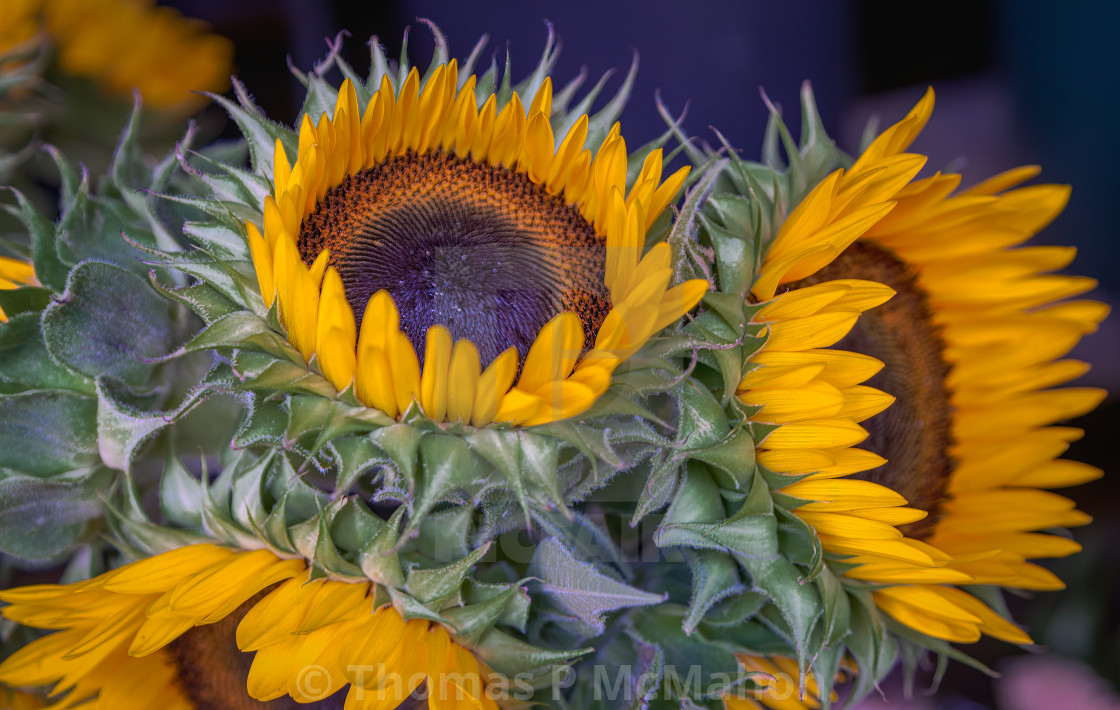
[248,61,707,428]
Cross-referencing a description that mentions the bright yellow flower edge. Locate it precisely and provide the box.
[1,0,232,112]
[0,544,503,709]
[0,255,36,321]
[248,65,708,428]
[740,88,1107,645]
[724,655,842,710]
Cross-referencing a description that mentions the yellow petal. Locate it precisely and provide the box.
[446,339,482,424]
[472,347,518,428]
[518,312,584,392]
[419,325,452,422]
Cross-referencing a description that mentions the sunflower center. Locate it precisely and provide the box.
[297,150,611,367]
[798,242,955,539]
[167,591,347,709]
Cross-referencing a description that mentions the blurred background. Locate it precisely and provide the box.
[150,0,1120,706]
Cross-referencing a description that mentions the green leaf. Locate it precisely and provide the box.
[0,286,51,320]
[42,262,173,388]
[0,392,98,476]
[0,472,107,560]
[0,312,94,394]
[95,377,170,471]
[3,187,68,292]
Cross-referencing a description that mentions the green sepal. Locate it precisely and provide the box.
[406,542,492,606]
[531,537,665,636]
[387,585,447,624]
[158,448,206,529]
[242,359,335,399]
[444,581,530,646]
[625,604,747,701]
[702,586,768,628]
[473,627,591,681]
[466,427,567,521]
[232,396,288,450]
[184,310,303,364]
[358,506,406,587]
[677,379,732,450]
[203,80,296,178]
[149,276,241,326]
[630,454,682,525]
[461,578,531,634]
[811,565,851,650]
[566,629,665,710]
[686,427,756,492]
[533,508,631,580]
[680,549,747,635]
[402,433,485,539]
[327,435,381,495]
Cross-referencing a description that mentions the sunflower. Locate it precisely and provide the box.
[248,66,707,428]
[0,1,37,57]
[739,89,1106,644]
[0,544,505,709]
[0,255,35,321]
[1,0,232,112]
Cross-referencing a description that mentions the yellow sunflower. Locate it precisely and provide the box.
[724,655,841,710]
[0,0,38,56]
[740,89,1107,644]
[1,0,232,112]
[0,544,504,709]
[0,255,36,321]
[247,65,707,428]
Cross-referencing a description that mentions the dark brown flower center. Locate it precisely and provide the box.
[795,241,955,539]
[297,150,609,368]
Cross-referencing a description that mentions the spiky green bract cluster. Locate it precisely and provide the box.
[0,104,232,566]
[105,443,589,696]
[150,27,704,542]
[634,84,998,707]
